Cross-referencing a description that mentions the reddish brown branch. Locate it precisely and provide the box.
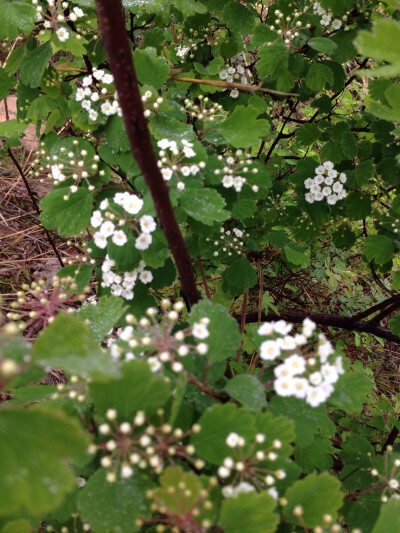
[94,0,201,307]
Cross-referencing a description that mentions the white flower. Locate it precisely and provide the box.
[183,146,196,158]
[258,322,274,335]
[75,88,85,101]
[304,178,314,189]
[234,482,256,496]
[327,169,338,178]
[323,161,334,170]
[260,339,280,361]
[148,356,161,373]
[222,175,234,188]
[181,165,191,176]
[73,6,84,17]
[218,466,231,478]
[338,189,346,200]
[135,233,152,250]
[121,289,134,300]
[314,192,324,201]
[140,215,156,233]
[305,192,315,203]
[93,69,105,80]
[333,356,345,375]
[82,100,91,110]
[339,173,347,183]
[161,167,173,181]
[278,335,297,351]
[100,199,109,210]
[122,194,143,215]
[309,371,323,386]
[100,221,115,237]
[82,75,93,87]
[327,194,338,205]
[274,363,292,379]
[274,320,292,335]
[320,13,331,26]
[112,230,128,246]
[190,164,200,175]
[139,270,153,284]
[219,70,228,80]
[192,322,209,340]
[311,183,321,194]
[306,386,326,407]
[101,101,114,115]
[332,19,342,30]
[332,182,343,193]
[285,354,306,375]
[292,377,309,399]
[93,232,108,249]
[91,210,103,228]
[56,27,69,42]
[230,89,239,98]
[274,377,295,397]
[315,165,325,175]
[321,363,339,383]
[226,432,240,448]
[89,109,98,121]
[324,176,334,186]
[322,186,332,197]
[315,174,324,184]
[102,73,114,84]
[157,138,170,150]
[91,92,99,102]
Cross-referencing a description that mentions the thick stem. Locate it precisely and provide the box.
[94,0,201,307]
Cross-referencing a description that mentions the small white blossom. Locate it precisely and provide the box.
[56,27,69,42]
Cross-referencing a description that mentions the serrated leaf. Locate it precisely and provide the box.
[39,187,93,237]
[389,314,400,336]
[255,412,296,457]
[284,473,344,528]
[191,404,255,464]
[345,192,371,219]
[305,63,334,91]
[190,300,241,362]
[355,20,400,77]
[77,296,126,342]
[355,159,374,186]
[0,1,37,40]
[180,188,228,225]
[222,2,256,34]
[225,375,266,413]
[221,256,258,295]
[283,243,310,266]
[269,396,319,447]
[364,235,395,265]
[0,67,16,100]
[32,313,117,378]
[219,492,279,533]
[88,360,171,419]
[329,370,371,414]
[308,37,337,56]
[296,123,321,146]
[133,47,169,90]
[78,468,154,533]
[0,408,89,517]
[257,43,289,79]
[218,106,270,148]
[333,224,357,249]
[0,119,25,139]
[19,43,53,89]
[152,466,203,515]
[392,272,400,290]
[140,228,170,268]
[372,498,400,533]
[341,131,358,159]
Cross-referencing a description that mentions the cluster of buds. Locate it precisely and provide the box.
[91,193,156,252]
[188,21,225,47]
[43,140,105,197]
[7,276,89,337]
[292,508,352,533]
[51,374,86,403]
[32,0,85,41]
[267,9,311,47]
[75,68,120,122]
[369,449,400,502]
[218,432,285,501]
[139,475,217,532]
[141,89,164,118]
[180,95,224,123]
[101,257,153,302]
[157,138,205,191]
[207,227,248,258]
[258,318,345,407]
[95,408,204,483]
[214,150,260,193]
[108,299,209,371]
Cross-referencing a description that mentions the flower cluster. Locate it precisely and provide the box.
[46,143,103,196]
[95,408,204,483]
[304,162,347,205]
[32,0,85,42]
[91,193,156,252]
[369,451,400,502]
[157,138,205,190]
[107,299,209,369]
[141,89,163,118]
[214,150,260,193]
[101,257,152,301]
[258,318,345,407]
[207,226,248,257]
[218,432,285,501]
[180,95,224,123]
[51,374,87,403]
[267,9,311,47]
[6,275,90,337]
[312,2,347,31]
[218,53,248,98]
[75,68,120,122]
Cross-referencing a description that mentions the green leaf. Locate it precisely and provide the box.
[283,243,310,267]
[77,296,126,342]
[152,466,204,515]
[364,235,395,265]
[283,473,344,528]
[39,187,93,237]
[255,412,296,457]
[390,314,400,336]
[222,2,256,34]
[218,106,270,148]
[78,468,154,533]
[88,360,171,419]
[149,114,195,142]
[372,498,400,533]
[19,43,53,89]
[355,20,400,77]
[191,404,255,464]
[257,43,289,79]
[345,192,371,219]
[140,228,170,268]
[305,63,334,91]
[105,115,131,152]
[294,436,334,473]
[190,300,241,362]
[329,369,371,414]
[0,119,25,139]
[32,313,117,378]
[179,188,228,225]
[221,256,258,295]
[308,37,337,56]
[219,492,279,533]
[0,67,16,100]
[333,224,357,249]
[0,1,37,40]
[133,47,169,90]
[0,408,89,516]
[341,131,358,159]
[269,396,319,447]
[392,272,400,290]
[56,263,93,293]
[296,123,321,146]
[225,375,266,413]
[355,159,374,186]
